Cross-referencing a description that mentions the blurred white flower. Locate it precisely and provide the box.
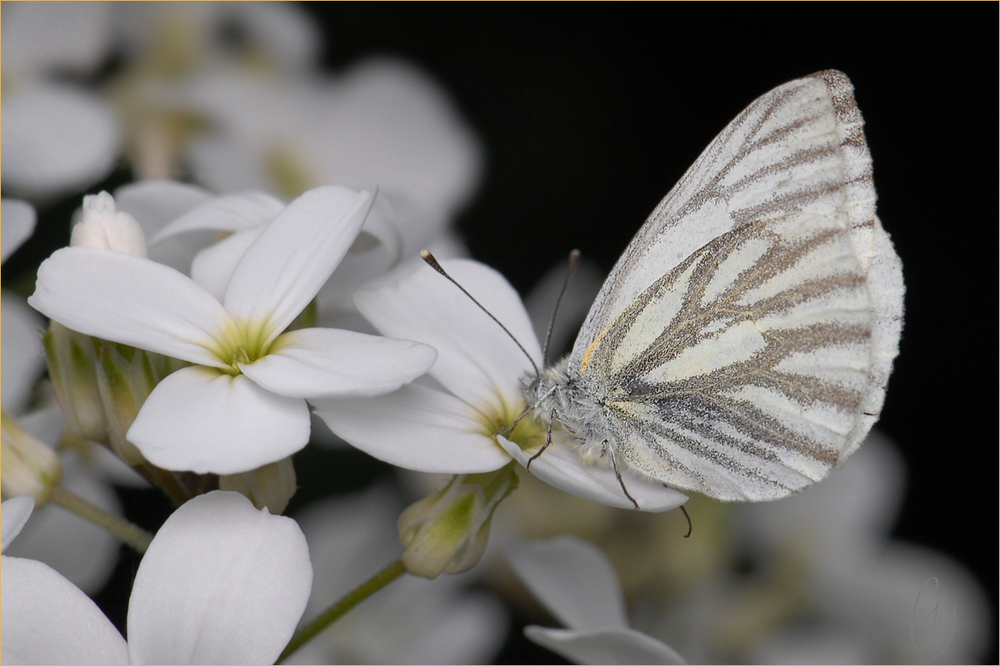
[1,409,62,505]
[288,486,508,664]
[1,199,45,415]
[1,491,313,664]
[1,407,129,596]
[1,84,120,201]
[0,2,112,80]
[505,536,685,664]
[634,433,991,664]
[178,57,484,319]
[0,199,38,264]
[1,4,119,200]
[183,57,482,224]
[313,257,686,512]
[110,1,320,74]
[29,186,436,474]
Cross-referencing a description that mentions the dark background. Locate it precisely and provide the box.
[301,4,996,662]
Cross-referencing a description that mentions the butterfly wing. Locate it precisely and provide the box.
[568,71,903,500]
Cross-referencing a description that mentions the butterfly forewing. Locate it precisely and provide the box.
[573,71,877,367]
[553,70,903,502]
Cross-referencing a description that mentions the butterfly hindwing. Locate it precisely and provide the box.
[577,211,872,500]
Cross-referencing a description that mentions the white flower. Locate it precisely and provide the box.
[28,186,437,474]
[313,258,686,512]
[1,491,313,664]
[288,486,508,664]
[108,179,461,331]
[505,536,685,664]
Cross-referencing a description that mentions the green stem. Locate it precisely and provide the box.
[48,485,153,553]
[277,558,407,663]
[135,463,195,507]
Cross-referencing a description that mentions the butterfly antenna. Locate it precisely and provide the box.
[541,249,581,366]
[420,250,539,376]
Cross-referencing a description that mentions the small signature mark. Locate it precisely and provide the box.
[909,576,957,660]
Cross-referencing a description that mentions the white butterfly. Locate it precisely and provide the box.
[528,70,904,502]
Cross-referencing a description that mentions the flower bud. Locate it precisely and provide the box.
[218,457,297,515]
[43,322,108,443]
[94,340,185,466]
[1,411,62,506]
[398,464,518,579]
[70,191,147,257]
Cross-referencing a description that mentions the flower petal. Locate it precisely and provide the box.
[127,366,310,474]
[241,327,436,399]
[127,491,312,665]
[114,179,215,274]
[149,190,285,245]
[1,198,36,262]
[312,384,510,473]
[29,247,233,368]
[190,227,265,302]
[1,498,35,553]
[498,436,688,512]
[223,185,375,343]
[114,180,214,230]
[524,626,685,665]
[504,536,627,631]
[1,556,129,665]
[355,258,542,404]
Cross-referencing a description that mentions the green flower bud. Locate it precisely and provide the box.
[218,457,297,515]
[398,464,518,579]
[43,322,108,443]
[94,340,183,467]
[1,410,62,506]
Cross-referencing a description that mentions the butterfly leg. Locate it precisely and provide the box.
[605,442,640,510]
[679,505,692,538]
[526,409,556,471]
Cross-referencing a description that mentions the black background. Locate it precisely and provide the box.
[300,3,996,662]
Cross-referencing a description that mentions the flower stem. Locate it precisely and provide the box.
[48,485,153,553]
[277,558,407,663]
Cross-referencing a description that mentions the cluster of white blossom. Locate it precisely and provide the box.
[1,3,989,665]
